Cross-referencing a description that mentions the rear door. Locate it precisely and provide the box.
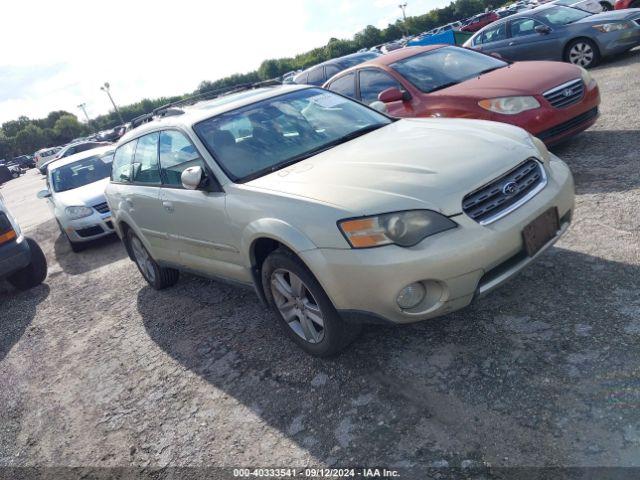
[472,22,511,58]
[157,130,243,281]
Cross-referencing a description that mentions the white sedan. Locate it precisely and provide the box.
[38,146,116,252]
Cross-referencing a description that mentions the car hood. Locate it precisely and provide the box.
[574,9,640,23]
[246,118,539,216]
[53,177,109,207]
[433,61,583,98]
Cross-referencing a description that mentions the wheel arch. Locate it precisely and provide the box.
[563,36,601,63]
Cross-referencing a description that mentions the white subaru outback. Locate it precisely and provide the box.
[105,85,574,356]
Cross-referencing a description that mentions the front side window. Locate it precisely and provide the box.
[159,130,207,187]
[307,67,325,86]
[132,132,161,184]
[510,18,545,36]
[194,88,391,182]
[327,73,356,98]
[475,22,507,45]
[112,140,137,183]
[537,6,591,25]
[359,69,403,105]
[390,46,507,93]
[51,153,113,193]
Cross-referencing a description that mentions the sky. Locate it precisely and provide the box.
[0,0,446,125]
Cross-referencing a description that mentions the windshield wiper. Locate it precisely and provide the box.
[476,66,502,76]
[428,82,459,93]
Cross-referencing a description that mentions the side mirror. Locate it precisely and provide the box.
[378,87,409,103]
[181,166,205,190]
[37,189,51,199]
[535,25,551,35]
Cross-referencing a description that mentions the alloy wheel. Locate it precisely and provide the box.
[130,236,156,283]
[270,268,325,344]
[569,42,594,67]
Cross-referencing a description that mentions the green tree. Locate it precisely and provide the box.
[354,25,383,49]
[13,124,47,154]
[52,115,88,144]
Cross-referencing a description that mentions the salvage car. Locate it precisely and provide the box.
[324,45,600,146]
[105,85,574,356]
[38,146,115,252]
[39,141,109,175]
[292,51,380,86]
[464,5,640,68]
[0,192,47,290]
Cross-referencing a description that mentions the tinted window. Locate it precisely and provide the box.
[325,64,341,79]
[328,73,356,98]
[359,69,402,105]
[132,133,161,184]
[340,52,379,69]
[475,22,507,44]
[194,88,390,182]
[391,46,507,93]
[294,72,308,84]
[112,140,136,183]
[307,67,325,85]
[159,130,207,187]
[51,154,112,192]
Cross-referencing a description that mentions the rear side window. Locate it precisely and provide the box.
[111,140,137,183]
[325,64,341,80]
[359,69,402,105]
[132,133,161,184]
[159,130,207,188]
[327,73,356,98]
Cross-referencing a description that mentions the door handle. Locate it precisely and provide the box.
[508,41,516,46]
[162,201,174,213]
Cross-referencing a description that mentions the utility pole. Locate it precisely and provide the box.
[398,3,409,36]
[77,103,90,123]
[100,82,124,124]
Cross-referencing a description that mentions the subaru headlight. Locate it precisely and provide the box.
[65,206,93,220]
[338,210,457,248]
[478,96,541,115]
[528,134,550,164]
[592,22,631,33]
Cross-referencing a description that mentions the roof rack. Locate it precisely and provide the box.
[129,78,282,131]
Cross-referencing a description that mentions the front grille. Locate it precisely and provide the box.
[635,19,640,27]
[93,202,110,214]
[462,158,546,224]
[543,78,584,109]
[105,221,114,230]
[76,225,104,238]
[537,107,599,141]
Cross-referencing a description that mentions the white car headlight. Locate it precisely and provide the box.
[592,22,631,33]
[478,96,541,115]
[529,134,551,164]
[339,210,457,248]
[65,206,93,220]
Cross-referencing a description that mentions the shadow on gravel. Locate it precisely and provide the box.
[139,246,640,466]
[53,233,126,275]
[551,130,640,194]
[0,283,49,361]
[592,46,640,70]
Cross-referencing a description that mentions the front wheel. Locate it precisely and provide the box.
[127,230,179,290]
[7,238,47,291]
[565,39,600,68]
[261,248,361,357]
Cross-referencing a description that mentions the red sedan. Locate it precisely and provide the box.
[323,45,600,146]
[460,12,500,32]
[615,0,639,8]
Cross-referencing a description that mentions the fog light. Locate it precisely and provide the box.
[396,282,426,309]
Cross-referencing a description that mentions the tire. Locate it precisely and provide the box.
[127,230,179,290]
[7,238,48,291]
[261,248,361,357]
[565,38,600,68]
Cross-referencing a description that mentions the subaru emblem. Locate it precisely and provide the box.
[502,181,519,196]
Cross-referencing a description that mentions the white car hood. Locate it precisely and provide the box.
[53,177,109,208]
[246,118,539,216]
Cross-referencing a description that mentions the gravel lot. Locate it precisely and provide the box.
[1,50,639,475]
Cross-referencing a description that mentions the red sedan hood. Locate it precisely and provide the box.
[432,61,583,98]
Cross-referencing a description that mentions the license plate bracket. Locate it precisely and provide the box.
[522,207,560,257]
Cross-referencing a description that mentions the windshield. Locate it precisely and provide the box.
[51,153,113,192]
[537,6,591,25]
[193,88,391,182]
[390,46,507,93]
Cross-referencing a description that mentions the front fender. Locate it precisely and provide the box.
[240,218,318,268]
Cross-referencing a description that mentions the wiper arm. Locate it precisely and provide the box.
[428,82,459,93]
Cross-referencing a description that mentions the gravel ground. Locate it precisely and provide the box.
[0,51,639,476]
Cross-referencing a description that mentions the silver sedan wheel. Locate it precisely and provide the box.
[270,268,325,344]
[569,42,594,67]
[130,236,156,283]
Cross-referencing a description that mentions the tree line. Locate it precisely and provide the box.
[0,0,499,159]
